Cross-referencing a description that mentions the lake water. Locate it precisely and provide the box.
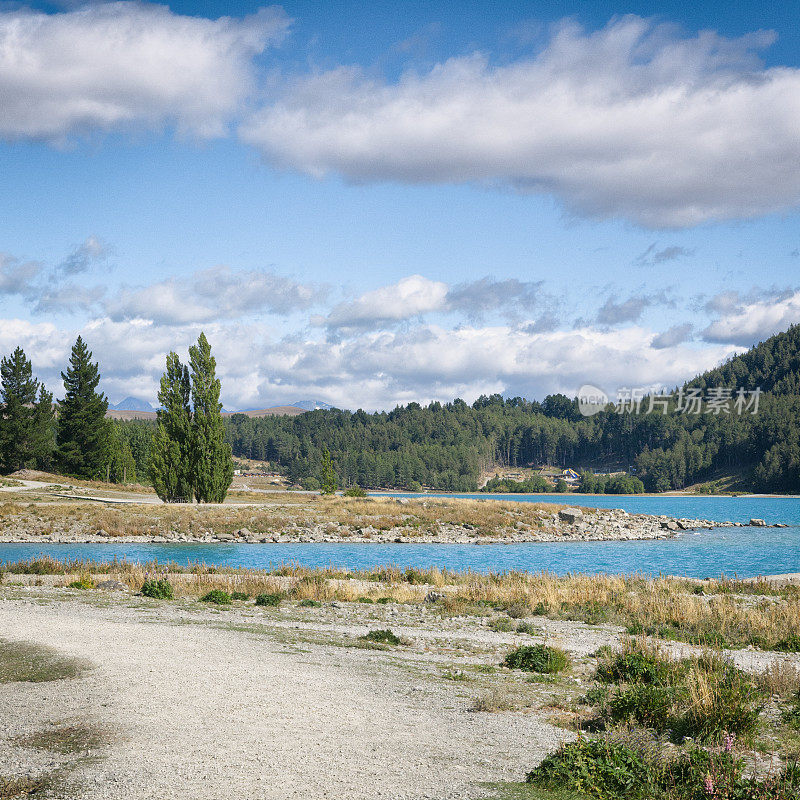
[1,495,799,579]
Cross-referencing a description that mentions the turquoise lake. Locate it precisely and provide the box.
[1,494,799,579]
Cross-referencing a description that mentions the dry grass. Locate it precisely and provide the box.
[0,492,562,539]
[755,659,800,697]
[3,556,800,651]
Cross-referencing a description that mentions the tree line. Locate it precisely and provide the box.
[3,324,799,495]
[0,334,232,502]
[224,325,800,493]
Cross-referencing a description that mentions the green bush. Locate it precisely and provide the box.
[527,737,655,799]
[343,485,367,497]
[592,642,761,742]
[357,596,374,604]
[360,629,401,645]
[255,593,282,607]
[503,644,570,674]
[200,589,231,605]
[67,574,95,590]
[527,735,800,800]
[299,599,322,608]
[230,591,249,601]
[140,578,174,600]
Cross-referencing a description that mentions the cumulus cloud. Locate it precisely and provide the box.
[241,15,800,227]
[652,322,693,349]
[0,310,738,411]
[634,244,695,267]
[0,2,289,141]
[701,289,800,345]
[106,265,327,324]
[325,275,449,329]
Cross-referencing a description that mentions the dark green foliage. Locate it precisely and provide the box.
[230,591,249,601]
[56,337,111,479]
[503,645,570,674]
[189,333,233,503]
[222,326,800,493]
[343,485,367,497]
[593,643,761,742]
[255,592,282,606]
[527,737,656,799]
[527,736,800,800]
[299,599,322,608]
[200,589,231,605]
[484,475,552,493]
[360,629,401,645]
[140,578,174,600]
[320,446,337,494]
[0,347,54,473]
[150,352,193,502]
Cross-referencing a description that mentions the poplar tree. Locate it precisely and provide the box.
[0,347,55,472]
[149,352,193,502]
[189,333,233,502]
[320,446,337,495]
[56,337,110,479]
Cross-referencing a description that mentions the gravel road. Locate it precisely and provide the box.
[0,592,572,800]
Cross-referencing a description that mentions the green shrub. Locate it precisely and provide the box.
[360,629,401,645]
[503,644,570,674]
[140,578,174,600]
[775,635,800,652]
[516,621,537,635]
[376,597,391,604]
[67,574,95,590]
[343,486,367,497]
[357,596,374,604]
[299,599,321,608]
[596,641,673,685]
[255,593,282,607]
[200,589,231,605]
[230,591,249,601]
[527,737,656,799]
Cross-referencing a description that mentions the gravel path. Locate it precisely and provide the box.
[0,594,571,800]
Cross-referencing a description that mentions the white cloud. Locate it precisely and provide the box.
[325,275,449,328]
[106,265,327,324]
[241,15,800,227]
[0,2,289,141]
[701,290,800,345]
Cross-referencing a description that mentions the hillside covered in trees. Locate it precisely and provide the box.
[224,325,800,493]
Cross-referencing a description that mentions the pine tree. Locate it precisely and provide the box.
[0,347,55,472]
[150,352,193,502]
[320,446,337,494]
[56,337,110,479]
[189,333,232,502]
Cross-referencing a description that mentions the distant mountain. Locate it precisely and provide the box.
[292,400,334,411]
[111,396,154,412]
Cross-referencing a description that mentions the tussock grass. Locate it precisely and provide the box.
[0,492,560,539]
[4,557,800,651]
[0,639,90,683]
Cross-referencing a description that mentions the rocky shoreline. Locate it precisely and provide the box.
[0,505,785,545]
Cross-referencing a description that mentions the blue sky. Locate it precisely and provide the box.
[1,1,800,409]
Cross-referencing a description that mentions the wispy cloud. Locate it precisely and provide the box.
[634,244,695,267]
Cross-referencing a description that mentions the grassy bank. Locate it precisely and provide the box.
[0,493,560,539]
[3,558,799,651]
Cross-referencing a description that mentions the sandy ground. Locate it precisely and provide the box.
[0,590,575,800]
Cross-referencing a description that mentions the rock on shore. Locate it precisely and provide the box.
[0,506,754,545]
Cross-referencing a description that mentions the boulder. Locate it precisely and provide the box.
[558,507,584,524]
[96,579,127,591]
[750,518,767,527]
